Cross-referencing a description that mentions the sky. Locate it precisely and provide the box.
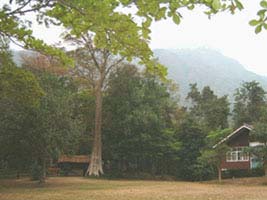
[149,0,267,76]
[8,0,267,76]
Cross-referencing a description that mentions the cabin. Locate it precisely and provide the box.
[215,124,262,171]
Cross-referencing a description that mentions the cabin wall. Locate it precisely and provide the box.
[221,129,250,170]
[221,159,250,170]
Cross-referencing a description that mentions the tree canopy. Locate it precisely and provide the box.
[233,81,266,127]
[187,83,230,132]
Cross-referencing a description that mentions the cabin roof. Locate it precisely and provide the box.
[213,124,252,148]
[58,155,90,163]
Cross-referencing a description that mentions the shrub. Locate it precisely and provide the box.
[191,163,216,181]
[222,168,264,179]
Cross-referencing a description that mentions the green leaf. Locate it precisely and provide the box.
[172,14,180,25]
[235,0,244,10]
[249,20,259,26]
[257,9,266,19]
[212,0,221,10]
[263,23,267,30]
[167,11,172,17]
[260,0,267,8]
[187,4,195,10]
[142,17,152,28]
[255,25,262,34]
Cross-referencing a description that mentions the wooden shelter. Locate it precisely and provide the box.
[57,155,90,176]
[58,155,90,164]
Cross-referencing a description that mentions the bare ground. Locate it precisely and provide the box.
[1,177,267,200]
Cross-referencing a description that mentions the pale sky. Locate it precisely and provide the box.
[8,0,267,76]
[149,0,267,76]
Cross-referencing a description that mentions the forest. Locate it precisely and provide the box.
[1,0,267,186]
[1,37,267,182]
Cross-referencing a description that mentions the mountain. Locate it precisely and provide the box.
[154,48,267,104]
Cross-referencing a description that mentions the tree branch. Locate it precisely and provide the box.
[104,56,125,80]
[80,34,100,71]
[7,0,55,16]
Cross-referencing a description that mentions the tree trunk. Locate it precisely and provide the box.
[217,166,222,182]
[86,83,104,176]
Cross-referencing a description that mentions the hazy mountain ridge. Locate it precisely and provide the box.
[154,48,267,104]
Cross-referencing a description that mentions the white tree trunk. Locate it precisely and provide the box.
[86,82,103,176]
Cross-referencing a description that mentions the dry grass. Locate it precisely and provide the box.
[1,177,267,200]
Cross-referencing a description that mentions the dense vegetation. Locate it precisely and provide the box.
[2,37,267,182]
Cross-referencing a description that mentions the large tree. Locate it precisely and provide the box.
[233,81,266,127]
[247,108,267,176]
[187,84,230,131]
[21,54,81,182]
[48,0,170,175]
[0,51,44,178]
[175,118,207,180]
[66,41,140,176]
[103,64,181,176]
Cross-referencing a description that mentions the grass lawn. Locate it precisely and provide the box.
[1,177,267,200]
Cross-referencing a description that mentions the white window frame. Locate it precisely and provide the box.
[226,147,249,162]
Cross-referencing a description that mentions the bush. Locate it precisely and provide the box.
[103,171,176,181]
[222,168,264,179]
[191,163,216,181]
